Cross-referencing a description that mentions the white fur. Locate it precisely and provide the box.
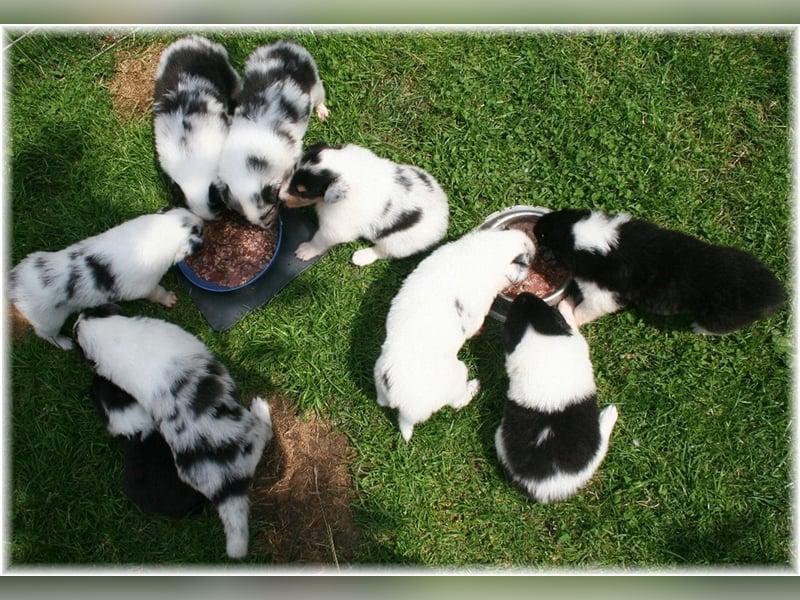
[153,36,239,221]
[73,312,273,558]
[573,211,631,255]
[504,319,596,414]
[218,41,327,228]
[279,144,449,265]
[374,229,535,441]
[8,208,203,349]
[572,278,624,326]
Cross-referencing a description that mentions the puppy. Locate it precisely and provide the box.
[90,375,208,518]
[153,34,241,221]
[8,207,204,350]
[534,208,786,334]
[218,40,328,229]
[73,305,273,559]
[495,293,618,503]
[279,143,449,265]
[374,229,535,441]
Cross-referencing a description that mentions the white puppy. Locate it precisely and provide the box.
[279,143,449,265]
[218,40,328,229]
[153,35,241,221]
[495,293,618,503]
[374,229,535,441]
[73,305,273,559]
[8,208,204,350]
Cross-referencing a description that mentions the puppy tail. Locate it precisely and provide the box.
[599,404,619,440]
[249,396,274,444]
[215,493,250,559]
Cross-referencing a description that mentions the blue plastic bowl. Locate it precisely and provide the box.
[178,215,283,293]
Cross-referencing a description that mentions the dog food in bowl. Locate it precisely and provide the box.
[479,205,572,321]
[179,209,282,292]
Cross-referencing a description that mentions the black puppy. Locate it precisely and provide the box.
[533,208,785,333]
[90,375,207,518]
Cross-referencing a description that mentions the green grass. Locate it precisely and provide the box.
[4,29,793,570]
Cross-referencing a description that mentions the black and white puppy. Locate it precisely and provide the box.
[90,375,208,518]
[279,143,449,265]
[218,40,328,229]
[495,293,618,503]
[153,34,241,221]
[374,229,535,441]
[8,208,204,350]
[73,306,273,559]
[533,208,786,334]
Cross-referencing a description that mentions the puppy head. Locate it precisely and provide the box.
[279,143,345,207]
[156,207,205,262]
[503,293,572,354]
[219,147,287,228]
[533,209,590,266]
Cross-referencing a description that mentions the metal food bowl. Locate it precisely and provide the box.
[178,215,284,293]
[479,205,572,322]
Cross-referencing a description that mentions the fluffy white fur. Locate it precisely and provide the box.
[218,40,328,229]
[572,211,631,255]
[8,208,204,350]
[153,35,240,221]
[73,310,273,558]
[278,143,449,265]
[374,229,535,441]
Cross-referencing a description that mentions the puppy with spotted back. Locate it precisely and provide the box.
[90,375,208,518]
[218,40,328,229]
[8,207,204,350]
[534,208,785,333]
[279,143,449,265]
[153,35,241,220]
[73,306,273,559]
[495,293,618,503]
[374,229,534,441]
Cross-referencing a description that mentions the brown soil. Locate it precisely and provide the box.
[250,394,361,565]
[107,41,166,119]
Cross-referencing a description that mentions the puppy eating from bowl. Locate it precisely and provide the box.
[8,207,204,350]
[374,228,534,442]
[279,143,449,265]
[495,293,618,503]
[533,208,786,333]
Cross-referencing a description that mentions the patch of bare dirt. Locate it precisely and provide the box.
[250,394,361,565]
[107,42,166,120]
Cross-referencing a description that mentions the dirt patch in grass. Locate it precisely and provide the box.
[250,394,361,565]
[107,41,166,119]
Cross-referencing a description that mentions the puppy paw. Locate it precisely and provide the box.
[295,242,321,261]
[452,379,481,409]
[315,103,330,121]
[161,291,179,308]
[52,335,74,351]
[352,247,380,266]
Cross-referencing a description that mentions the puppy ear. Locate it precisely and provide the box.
[323,178,347,203]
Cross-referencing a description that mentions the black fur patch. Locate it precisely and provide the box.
[190,375,225,415]
[498,396,601,480]
[65,265,81,300]
[79,303,123,320]
[246,155,269,172]
[211,475,252,505]
[85,254,116,295]
[394,167,413,191]
[373,208,422,240]
[174,437,242,471]
[264,43,319,93]
[503,294,571,354]
[411,167,434,190]
[286,168,337,201]
[34,256,55,288]
[90,375,137,428]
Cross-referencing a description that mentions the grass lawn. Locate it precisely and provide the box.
[3,28,794,571]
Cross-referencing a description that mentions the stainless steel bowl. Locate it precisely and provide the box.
[478,205,572,322]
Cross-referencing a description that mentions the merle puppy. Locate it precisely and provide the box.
[495,293,618,503]
[153,34,241,221]
[73,305,273,559]
[279,143,449,265]
[218,40,328,228]
[90,375,207,518]
[8,207,204,349]
[533,208,785,333]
